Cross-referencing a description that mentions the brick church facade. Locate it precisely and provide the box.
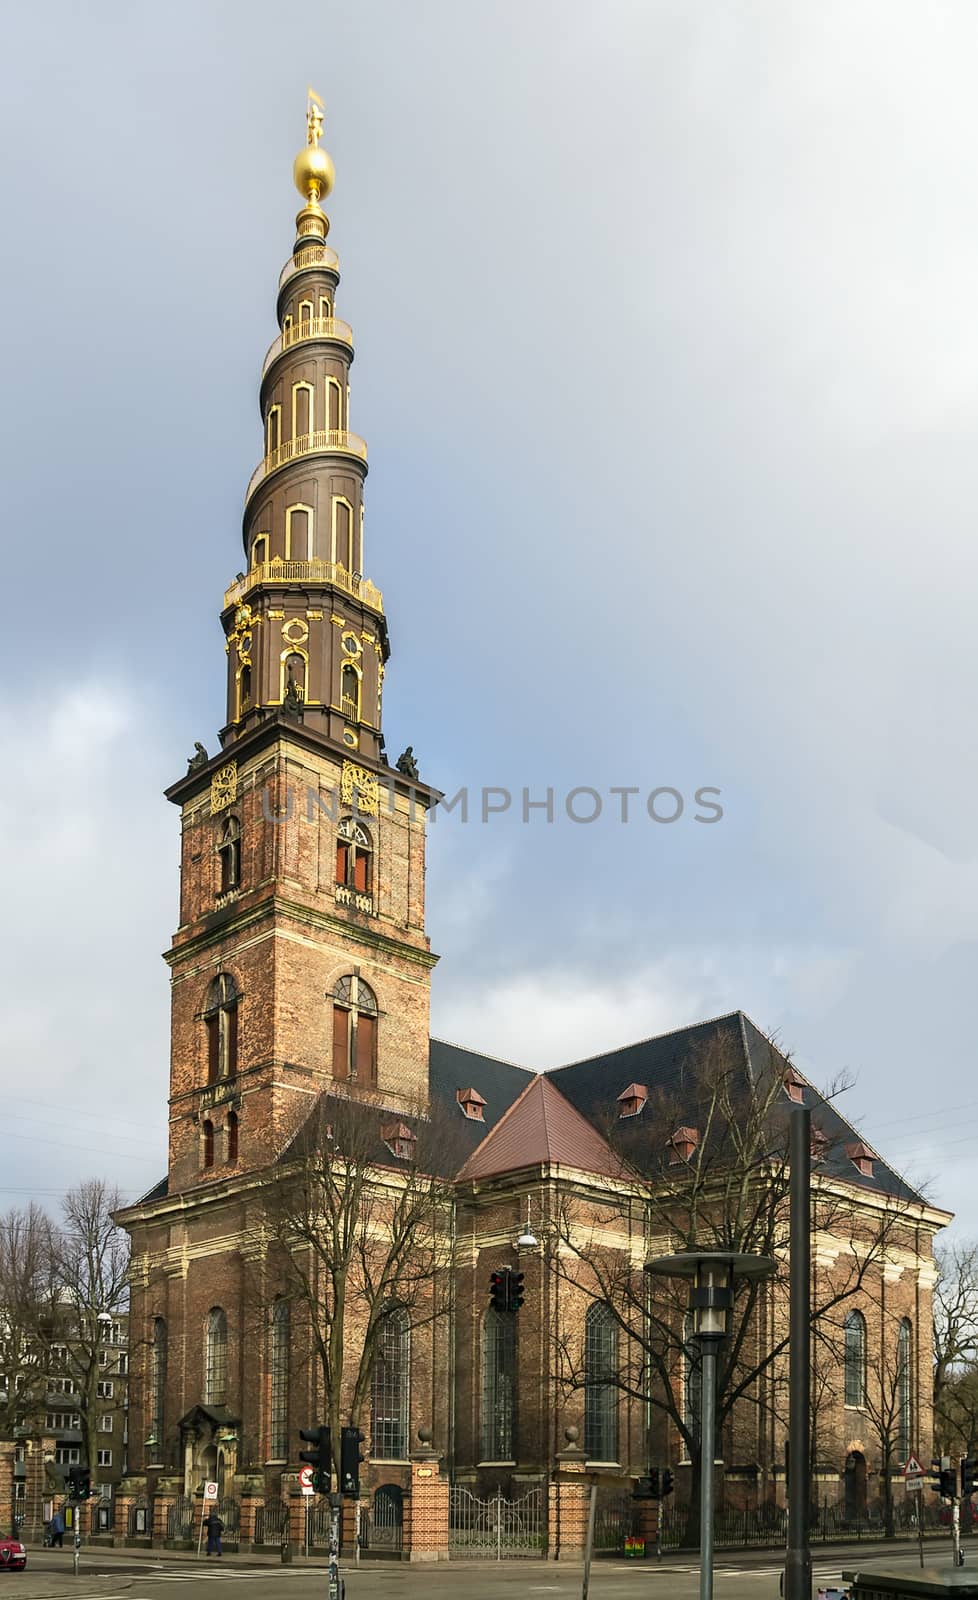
[116,100,951,1558]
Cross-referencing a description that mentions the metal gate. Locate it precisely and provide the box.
[166,1496,194,1542]
[449,1486,544,1559]
[363,1484,403,1553]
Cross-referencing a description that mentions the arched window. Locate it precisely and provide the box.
[227,1110,239,1164]
[340,663,361,723]
[297,298,314,327]
[897,1318,913,1458]
[371,1307,410,1459]
[285,503,314,561]
[265,407,281,457]
[331,975,378,1085]
[282,652,307,702]
[150,1318,167,1450]
[251,531,270,568]
[237,666,252,719]
[203,974,239,1085]
[218,815,241,893]
[481,1305,516,1461]
[332,497,354,568]
[335,818,372,895]
[269,1299,290,1459]
[202,1120,215,1169]
[844,1310,866,1408]
[327,376,343,433]
[683,1311,701,1451]
[204,1308,227,1406]
[292,381,314,438]
[584,1302,618,1462]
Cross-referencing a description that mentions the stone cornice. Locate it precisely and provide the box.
[164,892,438,971]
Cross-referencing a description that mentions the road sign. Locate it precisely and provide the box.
[299,1466,315,1493]
[904,1454,925,1478]
[204,1481,219,1501]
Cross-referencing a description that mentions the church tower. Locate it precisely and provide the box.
[163,95,437,1193]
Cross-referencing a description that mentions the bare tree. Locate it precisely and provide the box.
[856,1313,913,1537]
[248,1090,461,1483]
[933,1241,978,1440]
[0,1204,57,1441]
[551,1028,917,1520]
[50,1180,130,1477]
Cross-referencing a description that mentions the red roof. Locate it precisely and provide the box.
[458,1074,623,1181]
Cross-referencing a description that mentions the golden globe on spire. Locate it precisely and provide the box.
[293,87,335,239]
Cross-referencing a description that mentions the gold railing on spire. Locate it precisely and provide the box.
[279,245,340,290]
[262,316,354,377]
[245,429,368,502]
[224,558,383,614]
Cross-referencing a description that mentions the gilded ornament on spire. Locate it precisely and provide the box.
[293,86,334,239]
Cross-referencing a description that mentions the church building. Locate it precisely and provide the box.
[116,99,950,1560]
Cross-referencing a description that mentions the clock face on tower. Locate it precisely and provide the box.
[210,762,238,814]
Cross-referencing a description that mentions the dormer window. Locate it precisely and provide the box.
[782,1067,806,1104]
[667,1126,700,1165]
[846,1141,874,1178]
[810,1124,831,1165]
[617,1083,648,1119]
[382,1122,417,1162]
[457,1087,487,1122]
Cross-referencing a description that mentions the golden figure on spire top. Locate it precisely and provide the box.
[293,85,334,232]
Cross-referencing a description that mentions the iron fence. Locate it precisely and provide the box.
[593,1493,638,1552]
[253,1497,288,1547]
[166,1495,194,1543]
[361,1484,403,1553]
[657,1498,969,1551]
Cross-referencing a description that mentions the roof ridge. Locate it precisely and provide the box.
[430,1035,534,1073]
[550,1009,747,1073]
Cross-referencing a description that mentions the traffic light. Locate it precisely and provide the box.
[939,1459,957,1500]
[661,1467,675,1498]
[962,1458,978,1498]
[508,1270,525,1313]
[489,1269,509,1312]
[299,1424,331,1493]
[340,1426,366,1498]
[66,1465,91,1501]
[633,1469,658,1499]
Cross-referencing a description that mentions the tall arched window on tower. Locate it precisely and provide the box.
[371,1307,410,1459]
[327,376,343,433]
[335,818,372,895]
[218,815,241,893]
[844,1310,866,1408]
[285,504,313,561]
[481,1306,516,1461]
[292,381,314,439]
[226,1109,239,1164]
[204,1308,228,1407]
[340,662,361,723]
[269,1299,290,1460]
[282,652,307,703]
[203,973,239,1085]
[265,408,281,458]
[332,497,354,568]
[151,1318,167,1452]
[202,1120,215,1169]
[331,975,378,1084]
[897,1318,913,1458]
[584,1302,619,1462]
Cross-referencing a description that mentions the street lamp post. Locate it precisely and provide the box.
[645,1250,776,1600]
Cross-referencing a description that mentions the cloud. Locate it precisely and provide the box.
[0,682,172,1206]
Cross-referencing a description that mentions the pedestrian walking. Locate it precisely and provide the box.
[204,1510,224,1557]
[50,1509,65,1549]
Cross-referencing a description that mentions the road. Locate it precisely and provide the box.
[6,1544,970,1599]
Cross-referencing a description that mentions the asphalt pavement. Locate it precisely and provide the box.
[6,1540,971,1600]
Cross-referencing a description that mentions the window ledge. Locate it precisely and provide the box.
[369,1458,411,1466]
[477,1461,517,1468]
[585,1460,622,1470]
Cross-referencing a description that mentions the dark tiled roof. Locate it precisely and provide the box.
[458,1073,622,1182]
[550,1010,927,1207]
[428,1038,535,1167]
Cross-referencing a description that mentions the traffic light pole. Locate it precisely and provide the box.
[72,1498,80,1577]
[784,1106,812,1600]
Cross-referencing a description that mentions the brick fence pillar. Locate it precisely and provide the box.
[403,1430,448,1562]
[0,1442,14,1538]
[633,1496,659,1555]
[548,1429,590,1561]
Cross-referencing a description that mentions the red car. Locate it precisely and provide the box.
[0,1538,26,1571]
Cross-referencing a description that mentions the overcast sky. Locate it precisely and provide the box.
[1,1,976,1228]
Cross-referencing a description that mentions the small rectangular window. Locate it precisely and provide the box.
[97,1449,112,1468]
[99,1414,113,1432]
